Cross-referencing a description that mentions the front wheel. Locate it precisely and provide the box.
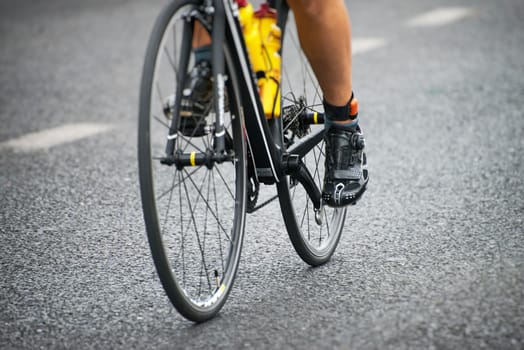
[276,10,347,266]
[138,0,247,322]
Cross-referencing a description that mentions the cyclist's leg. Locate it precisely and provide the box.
[193,21,211,47]
[287,0,368,207]
[195,1,353,108]
[286,0,352,109]
[176,21,213,136]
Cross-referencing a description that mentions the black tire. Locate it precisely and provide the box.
[138,0,247,322]
[276,10,347,266]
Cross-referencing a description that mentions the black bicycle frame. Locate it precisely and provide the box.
[162,0,323,207]
[215,0,281,183]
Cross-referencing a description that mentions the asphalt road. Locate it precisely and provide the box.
[1,0,523,349]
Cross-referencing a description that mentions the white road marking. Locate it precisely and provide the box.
[406,7,473,27]
[0,123,113,152]
[353,37,387,55]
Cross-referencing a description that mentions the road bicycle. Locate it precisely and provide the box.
[138,0,348,322]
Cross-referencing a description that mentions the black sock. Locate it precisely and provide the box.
[323,94,359,132]
[194,44,212,64]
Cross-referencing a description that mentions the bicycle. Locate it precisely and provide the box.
[138,0,348,322]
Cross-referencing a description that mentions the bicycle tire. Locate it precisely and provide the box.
[276,9,347,266]
[138,0,247,322]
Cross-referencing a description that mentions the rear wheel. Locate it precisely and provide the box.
[138,0,247,322]
[276,10,347,266]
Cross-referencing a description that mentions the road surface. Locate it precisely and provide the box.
[1,0,523,348]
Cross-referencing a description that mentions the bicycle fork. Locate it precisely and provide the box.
[210,0,229,158]
[164,0,229,163]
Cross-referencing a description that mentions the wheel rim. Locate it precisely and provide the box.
[139,3,245,313]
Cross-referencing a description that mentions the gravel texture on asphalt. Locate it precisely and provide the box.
[1,0,523,349]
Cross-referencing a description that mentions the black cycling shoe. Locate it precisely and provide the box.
[163,60,213,137]
[322,125,369,207]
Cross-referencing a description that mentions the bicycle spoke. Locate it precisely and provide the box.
[181,168,209,242]
[214,165,235,200]
[203,125,211,150]
[212,168,226,274]
[163,44,178,79]
[304,103,323,110]
[283,63,295,99]
[312,146,322,186]
[198,170,213,296]
[323,207,331,236]
[178,170,186,286]
[282,94,298,105]
[184,168,232,242]
[288,30,323,105]
[161,169,178,235]
[155,81,165,110]
[156,166,202,202]
[306,199,311,241]
[153,115,170,129]
[181,169,213,293]
[180,130,207,154]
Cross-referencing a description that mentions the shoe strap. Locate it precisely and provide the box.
[333,169,361,180]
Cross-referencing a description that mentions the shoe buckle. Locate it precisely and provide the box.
[334,183,345,206]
